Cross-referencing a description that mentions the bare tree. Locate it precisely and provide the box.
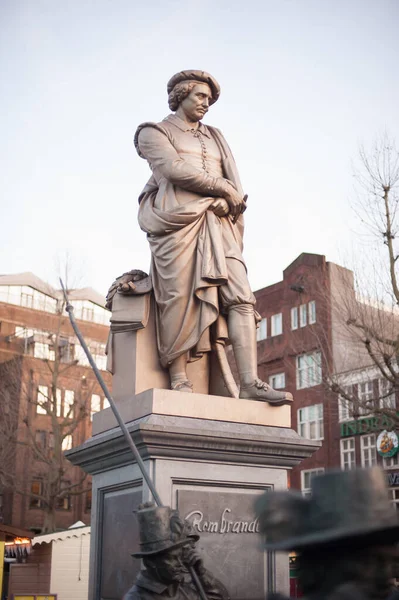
[308,135,399,420]
[0,295,97,533]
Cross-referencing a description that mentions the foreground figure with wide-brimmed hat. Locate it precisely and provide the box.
[123,503,229,600]
[255,467,399,600]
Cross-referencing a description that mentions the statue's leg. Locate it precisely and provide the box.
[228,304,293,405]
[168,353,193,393]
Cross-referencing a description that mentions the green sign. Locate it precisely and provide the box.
[340,413,397,437]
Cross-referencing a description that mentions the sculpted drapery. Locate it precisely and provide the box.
[135,114,255,368]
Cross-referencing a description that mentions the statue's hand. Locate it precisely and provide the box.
[210,198,230,217]
[223,183,246,219]
[106,269,149,309]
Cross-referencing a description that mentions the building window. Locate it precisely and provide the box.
[62,435,73,451]
[379,379,396,410]
[297,404,324,440]
[357,381,374,416]
[256,318,267,341]
[0,285,57,313]
[56,482,71,511]
[338,387,352,422]
[33,342,55,360]
[36,385,48,414]
[85,488,92,512]
[21,290,34,308]
[30,480,43,508]
[340,437,356,470]
[360,434,377,468]
[103,398,110,409]
[56,388,62,417]
[70,300,110,325]
[296,351,322,389]
[308,301,316,324]
[76,342,107,370]
[35,430,46,450]
[291,307,298,330]
[91,394,102,420]
[299,304,307,327]
[271,313,282,337]
[389,488,399,510]
[301,468,325,497]
[64,390,75,418]
[384,453,399,469]
[269,373,286,389]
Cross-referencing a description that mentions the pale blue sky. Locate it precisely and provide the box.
[1,0,398,296]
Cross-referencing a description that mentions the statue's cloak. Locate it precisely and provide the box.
[134,116,250,367]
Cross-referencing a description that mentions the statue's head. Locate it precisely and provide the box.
[132,503,199,584]
[167,70,220,118]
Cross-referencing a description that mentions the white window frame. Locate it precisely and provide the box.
[357,381,374,416]
[384,453,399,469]
[291,307,298,330]
[256,318,267,342]
[379,378,396,410]
[64,390,75,418]
[62,435,73,451]
[388,488,399,509]
[91,394,101,420]
[37,385,48,415]
[338,387,352,422]
[308,301,316,324]
[296,351,322,389]
[360,433,377,468]
[301,468,325,497]
[340,437,356,470]
[297,404,324,440]
[55,388,62,417]
[269,372,286,389]
[299,304,307,327]
[271,313,282,337]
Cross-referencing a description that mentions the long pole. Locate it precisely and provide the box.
[59,279,208,600]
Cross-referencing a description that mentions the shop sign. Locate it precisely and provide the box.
[377,430,399,457]
[340,414,396,437]
[12,596,57,600]
[387,472,399,486]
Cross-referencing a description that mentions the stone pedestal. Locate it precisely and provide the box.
[67,390,319,600]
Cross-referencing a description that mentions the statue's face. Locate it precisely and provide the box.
[146,547,185,583]
[180,83,212,122]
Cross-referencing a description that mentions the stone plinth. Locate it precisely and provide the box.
[67,393,319,600]
[92,387,292,435]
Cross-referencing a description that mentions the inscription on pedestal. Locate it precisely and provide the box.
[177,488,270,600]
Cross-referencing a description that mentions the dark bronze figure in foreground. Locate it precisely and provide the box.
[124,503,229,600]
[256,467,399,600]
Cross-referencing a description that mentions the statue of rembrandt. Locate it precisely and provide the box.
[134,70,292,405]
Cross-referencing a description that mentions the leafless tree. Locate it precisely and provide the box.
[309,135,399,420]
[0,294,97,533]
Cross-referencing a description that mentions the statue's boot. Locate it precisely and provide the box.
[169,353,193,393]
[228,304,293,406]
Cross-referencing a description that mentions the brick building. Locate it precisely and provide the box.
[0,273,111,533]
[254,253,399,500]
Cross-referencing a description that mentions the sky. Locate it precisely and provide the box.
[1,0,398,298]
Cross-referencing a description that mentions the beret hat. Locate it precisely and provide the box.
[167,70,220,105]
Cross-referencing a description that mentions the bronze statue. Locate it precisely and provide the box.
[123,503,229,600]
[255,467,399,600]
[134,69,292,405]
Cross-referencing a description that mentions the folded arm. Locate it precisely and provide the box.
[138,126,232,196]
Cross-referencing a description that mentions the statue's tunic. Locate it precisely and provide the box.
[135,114,255,367]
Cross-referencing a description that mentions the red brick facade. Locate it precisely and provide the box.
[254,253,399,495]
[0,274,111,532]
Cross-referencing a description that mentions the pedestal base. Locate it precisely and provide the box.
[66,391,319,600]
